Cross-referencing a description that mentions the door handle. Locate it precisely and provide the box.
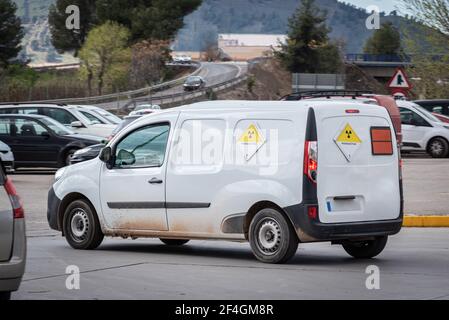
[148,178,163,184]
[334,196,356,201]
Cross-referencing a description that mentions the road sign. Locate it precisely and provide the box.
[388,68,412,89]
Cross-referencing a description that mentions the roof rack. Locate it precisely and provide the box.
[281,90,374,101]
[0,102,67,106]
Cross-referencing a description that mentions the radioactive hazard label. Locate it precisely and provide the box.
[238,123,266,161]
[239,124,261,144]
[334,123,362,161]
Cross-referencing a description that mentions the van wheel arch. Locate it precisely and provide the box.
[244,201,297,241]
[59,193,100,235]
[426,136,449,158]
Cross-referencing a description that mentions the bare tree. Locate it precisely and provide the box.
[130,40,171,88]
[403,0,449,35]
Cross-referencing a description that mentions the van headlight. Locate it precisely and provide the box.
[55,167,67,182]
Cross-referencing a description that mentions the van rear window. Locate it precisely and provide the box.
[370,127,393,155]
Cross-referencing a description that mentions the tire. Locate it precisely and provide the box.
[160,239,190,246]
[427,137,449,158]
[249,208,298,264]
[63,199,104,250]
[342,236,388,259]
[0,291,11,300]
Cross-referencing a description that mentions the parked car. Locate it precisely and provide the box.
[72,105,122,125]
[398,100,449,157]
[0,115,103,169]
[0,104,115,138]
[71,115,143,165]
[0,160,26,300]
[129,105,161,116]
[0,141,14,172]
[48,100,402,264]
[281,91,403,144]
[183,76,206,91]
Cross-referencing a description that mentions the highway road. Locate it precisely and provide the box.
[99,62,246,111]
[8,156,449,299]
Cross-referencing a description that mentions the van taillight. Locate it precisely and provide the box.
[4,178,24,219]
[304,141,318,184]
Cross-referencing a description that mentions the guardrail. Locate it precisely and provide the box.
[9,62,202,105]
[124,73,248,111]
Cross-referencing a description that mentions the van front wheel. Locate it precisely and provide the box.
[249,208,298,264]
[342,236,388,259]
[63,199,104,250]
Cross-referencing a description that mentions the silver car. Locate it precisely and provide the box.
[0,162,26,300]
[0,141,14,172]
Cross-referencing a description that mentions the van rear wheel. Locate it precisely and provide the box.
[63,199,104,250]
[160,239,189,246]
[249,208,298,264]
[342,236,388,259]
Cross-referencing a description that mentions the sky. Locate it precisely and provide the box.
[340,0,404,14]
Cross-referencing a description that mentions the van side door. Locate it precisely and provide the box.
[99,114,178,231]
[399,107,431,148]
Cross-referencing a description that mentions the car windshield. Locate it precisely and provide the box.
[96,110,122,124]
[186,77,201,84]
[413,103,442,123]
[39,117,75,135]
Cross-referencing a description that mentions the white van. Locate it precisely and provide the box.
[47,101,403,264]
[397,100,449,158]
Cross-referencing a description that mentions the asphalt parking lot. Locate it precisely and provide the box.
[9,155,449,299]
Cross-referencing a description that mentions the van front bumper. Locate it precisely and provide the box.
[284,204,403,242]
[47,187,62,231]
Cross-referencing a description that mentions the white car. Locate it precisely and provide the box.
[0,104,115,138]
[72,105,122,125]
[48,100,402,264]
[0,141,14,172]
[398,100,449,157]
[129,104,161,116]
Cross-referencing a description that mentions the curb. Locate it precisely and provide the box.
[403,215,449,227]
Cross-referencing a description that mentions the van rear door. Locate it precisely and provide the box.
[314,104,401,224]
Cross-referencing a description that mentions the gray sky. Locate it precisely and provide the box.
[339,0,404,14]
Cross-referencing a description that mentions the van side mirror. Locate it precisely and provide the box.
[71,121,84,128]
[41,131,51,139]
[99,147,114,169]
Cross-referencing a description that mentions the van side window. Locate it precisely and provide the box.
[42,108,77,125]
[399,108,431,127]
[114,123,170,168]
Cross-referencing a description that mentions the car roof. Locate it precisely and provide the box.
[0,103,67,107]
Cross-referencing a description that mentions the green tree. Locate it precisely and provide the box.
[0,0,24,67]
[364,22,402,55]
[48,0,97,53]
[275,0,342,73]
[402,0,449,98]
[78,22,131,95]
[49,0,202,52]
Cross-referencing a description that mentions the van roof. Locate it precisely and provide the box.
[170,100,386,113]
